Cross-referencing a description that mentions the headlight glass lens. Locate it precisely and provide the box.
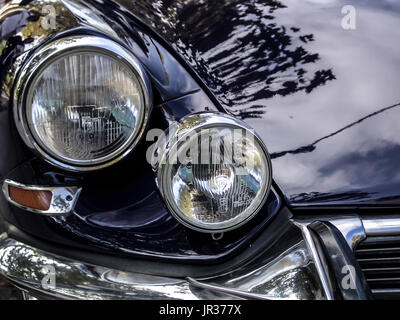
[158,115,272,232]
[26,52,145,165]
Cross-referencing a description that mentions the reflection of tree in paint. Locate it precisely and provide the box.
[131,0,336,119]
[0,1,78,110]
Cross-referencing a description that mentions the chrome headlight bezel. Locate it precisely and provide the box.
[13,35,152,172]
[152,113,273,233]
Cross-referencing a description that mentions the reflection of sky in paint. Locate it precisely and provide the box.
[247,0,400,201]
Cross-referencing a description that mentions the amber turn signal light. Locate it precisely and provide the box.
[2,179,82,215]
[8,185,52,211]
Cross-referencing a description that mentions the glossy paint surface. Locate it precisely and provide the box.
[111,0,400,207]
[0,0,280,261]
[1,0,399,262]
[3,156,281,261]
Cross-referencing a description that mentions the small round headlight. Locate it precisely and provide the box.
[153,113,272,233]
[14,36,151,171]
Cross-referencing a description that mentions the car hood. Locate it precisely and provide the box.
[116,0,400,207]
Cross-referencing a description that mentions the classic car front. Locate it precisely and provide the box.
[0,0,399,300]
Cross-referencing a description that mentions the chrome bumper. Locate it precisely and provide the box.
[2,214,393,300]
[0,226,327,300]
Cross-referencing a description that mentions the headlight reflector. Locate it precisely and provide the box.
[153,113,272,232]
[15,36,151,171]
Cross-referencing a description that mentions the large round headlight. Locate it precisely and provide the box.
[14,36,151,171]
[152,113,272,233]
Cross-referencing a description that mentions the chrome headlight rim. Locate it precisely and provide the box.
[13,35,152,172]
[154,112,273,233]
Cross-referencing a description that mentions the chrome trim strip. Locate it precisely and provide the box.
[191,240,325,300]
[362,216,400,236]
[293,215,366,251]
[372,288,400,294]
[186,277,270,300]
[328,216,366,250]
[293,222,334,300]
[2,179,81,216]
